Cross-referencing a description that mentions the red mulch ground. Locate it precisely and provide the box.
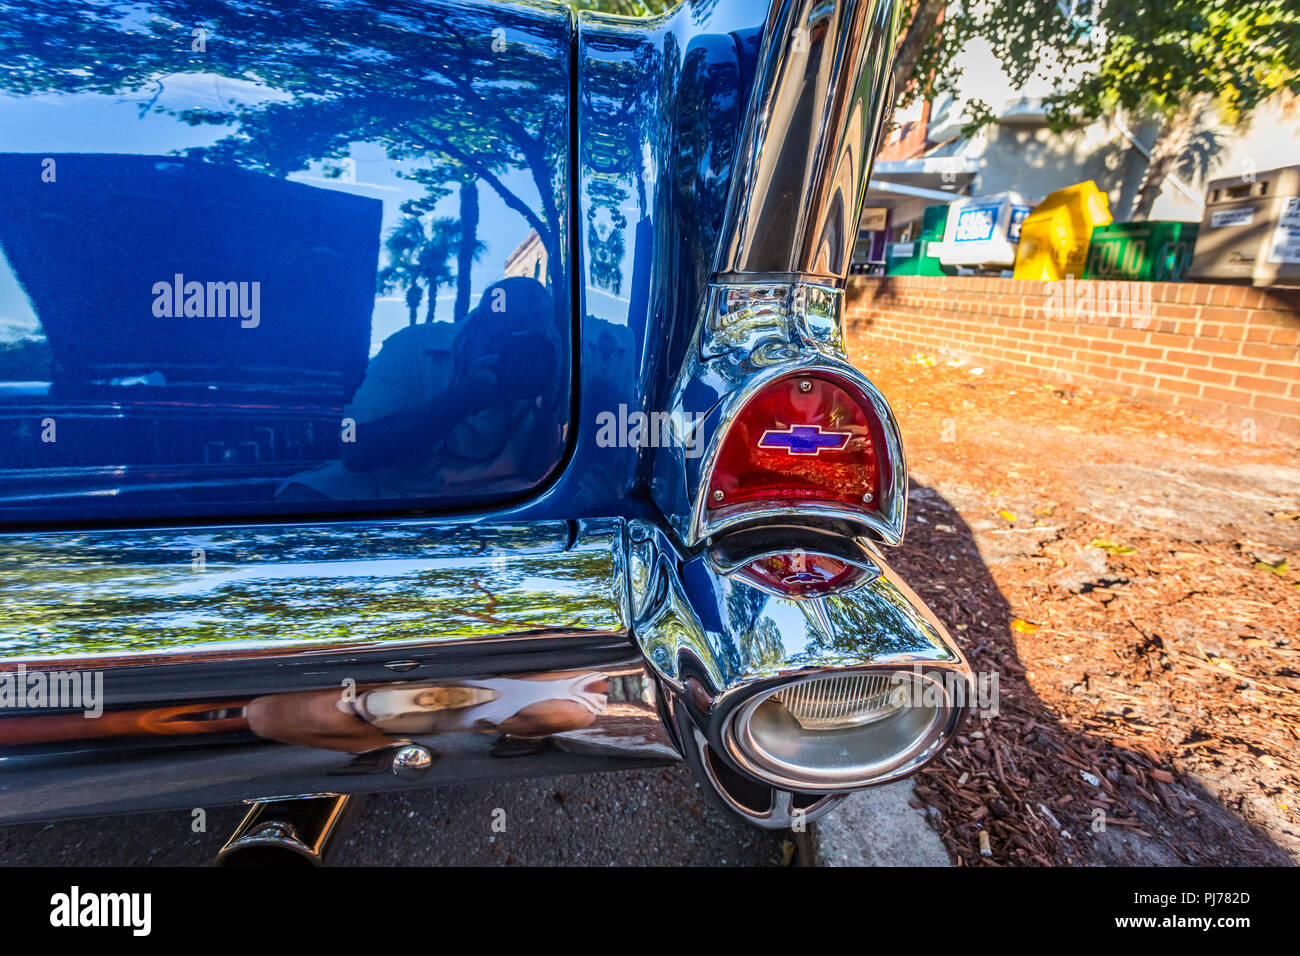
[849,336,1300,866]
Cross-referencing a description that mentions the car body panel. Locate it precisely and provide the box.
[0,0,573,523]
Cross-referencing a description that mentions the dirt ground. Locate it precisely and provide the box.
[848,337,1300,866]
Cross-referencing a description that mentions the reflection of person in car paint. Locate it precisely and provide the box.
[278,277,558,500]
[244,671,609,758]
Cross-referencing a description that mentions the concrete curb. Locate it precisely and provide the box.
[815,782,952,866]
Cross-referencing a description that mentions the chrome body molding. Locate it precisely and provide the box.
[628,519,971,792]
[0,519,626,664]
[0,513,968,824]
[0,628,674,825]
[714,0,904,279]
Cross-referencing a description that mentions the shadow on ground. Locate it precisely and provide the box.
[895,479,1292,866]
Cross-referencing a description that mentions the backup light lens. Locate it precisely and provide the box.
[707,374,879,512]
[772,672,907,730]
[736,552,865,597]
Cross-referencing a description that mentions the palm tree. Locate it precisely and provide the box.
[378,215,473,325]
[417,218,460,323]
[454,175,483,322]
[378,216,429,327]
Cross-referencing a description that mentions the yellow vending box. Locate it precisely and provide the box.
[1013,180,1113,280]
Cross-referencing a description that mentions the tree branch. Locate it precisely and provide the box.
[892,0,948,102]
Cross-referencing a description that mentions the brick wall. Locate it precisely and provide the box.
[846,276,1300,439]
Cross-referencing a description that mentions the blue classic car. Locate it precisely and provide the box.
[0,0,971,862]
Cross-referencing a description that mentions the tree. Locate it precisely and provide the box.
[564,0,677,16]
[378,217,428,327]
[893,0,1300,216]
[454,175,482,323]
[417,218,464,323]
[378,215,463,325]
[0,0,572,324]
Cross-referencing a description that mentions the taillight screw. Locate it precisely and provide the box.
[798,379,813,393]
[862,491,874,503]
[711,489,724,503]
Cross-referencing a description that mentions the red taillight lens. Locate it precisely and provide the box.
[707,374,879,512]
[736,552,866,597]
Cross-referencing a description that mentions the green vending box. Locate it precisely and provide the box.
[919,203,948,241]
[1083,221,1200,281]
[886,204,953,276]
[886,239,949,276]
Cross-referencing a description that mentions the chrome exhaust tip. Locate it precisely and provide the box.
[216,794,362,867]
[723,667,966,793]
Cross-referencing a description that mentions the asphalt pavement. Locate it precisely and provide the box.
[0,762,788,866]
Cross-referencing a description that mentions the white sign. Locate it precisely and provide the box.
[1267,197,1300,264]
[1211,206,1254,228]
[891,242,915,259]
[1008,205,1032,242]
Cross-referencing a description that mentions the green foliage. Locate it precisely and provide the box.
[562,0,679,17]
[903,0,1300,134]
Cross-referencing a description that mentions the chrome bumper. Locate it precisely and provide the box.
[0,517,969,825]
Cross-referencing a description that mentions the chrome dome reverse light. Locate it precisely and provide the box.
[726,670,959,792]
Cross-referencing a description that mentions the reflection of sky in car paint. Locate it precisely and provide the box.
[0,75,543,357]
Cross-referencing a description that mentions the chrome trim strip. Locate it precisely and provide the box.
[0,518,627,663]
[0,512,967,821]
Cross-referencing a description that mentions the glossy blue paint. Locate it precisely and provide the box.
[0,0,574,522]
[513,0,766,521]
[0,0,770,529]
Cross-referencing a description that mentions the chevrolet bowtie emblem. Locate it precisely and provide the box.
[758,424,851,456]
